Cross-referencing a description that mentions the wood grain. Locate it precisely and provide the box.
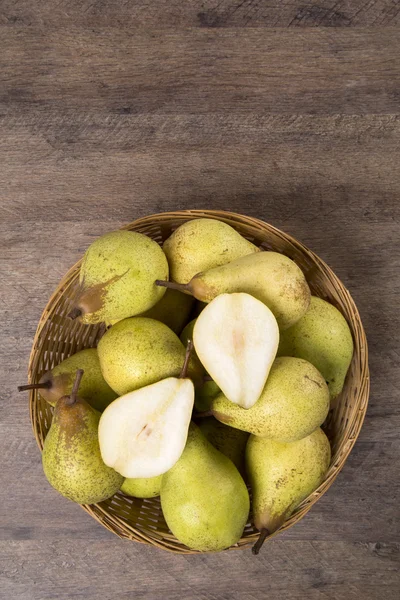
[1,29,399,115]
[1,0,400,28]
[0,3,399,598]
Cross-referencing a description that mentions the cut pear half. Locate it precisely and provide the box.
[98,377,194,478]
[193,293,279,409]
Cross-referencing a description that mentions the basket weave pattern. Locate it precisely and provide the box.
[28,210,369,553]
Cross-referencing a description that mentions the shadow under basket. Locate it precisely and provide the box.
[27,210,369,554]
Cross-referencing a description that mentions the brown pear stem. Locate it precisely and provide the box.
[68,307,82,320]
[193,410,213,418]
[155,279,190,293]
[68,369,84,405]
[18,381,52,392]
[252,529,270,555]
[179,340,194,379]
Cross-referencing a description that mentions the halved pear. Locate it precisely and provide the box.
[98,377,194,478]
[193,293,279,409]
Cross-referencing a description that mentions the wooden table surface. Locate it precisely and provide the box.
[1,2,399,598]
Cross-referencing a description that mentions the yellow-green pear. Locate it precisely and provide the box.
[194,379,220,412]
[278,296,354,399]
[161,423,250,552]
[18,348,117,411]
[97,317,202,396]
[140,288,194,335]
[121,476,163,498]
[199,417,249,477]
[42,370,123,504]
[157,251,310,330]
[163,218,259,283]
[246,428,331,554]
[180,318,220,411]
[212,357,330,442]
[68,230,168,324]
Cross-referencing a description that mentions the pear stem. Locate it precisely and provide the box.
[252,529,270,555]
[18,381,52,392]
[193,410,213,418]
[68,369,84,405]
[155,280,189,293]
[179,340,193,379]
[68,307,82,320]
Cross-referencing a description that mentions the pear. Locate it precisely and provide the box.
[180,318,220,410]
[199,418,249,477]
[68,230,168,324]
[19,348,117,411]
[97,317,202,396]
[157,251,310,330]
[42,370,123,504]
[161,423,250,552]
[180,318,204,373]
[120,475,162,498]
[278,296,354,399]
[246,428,331,554]
[194,379,220,412]
[193,293,279,409]
[212,357,330,442]
[163,218,259,283]
[139,288,194,334]
[98,342,195,478]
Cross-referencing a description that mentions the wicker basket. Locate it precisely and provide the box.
[27,210,369,554]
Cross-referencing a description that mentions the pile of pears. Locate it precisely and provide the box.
[19,218,354,554]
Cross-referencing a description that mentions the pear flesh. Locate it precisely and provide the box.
[161,423,250,552]
[99,377,194,479]
[70,230,169,324]
[158,251,310,330]
[212,356,330,442]
[19,348,117,410]
[120,475,162,498]
[278,296,354,399]
[163,218,259,283]
[193,293,279,409]
[42,372,123,504]
[246,428,331,553]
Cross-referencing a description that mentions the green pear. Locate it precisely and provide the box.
[246,428,331,554]
[157,251,310,330]
[194,379,220,412]
[121,475,162,498]
[97,317,202,396]
[163,218,259,283]
[18,348,117,411]
[212,357,330,442]
[199,418,249,477]
[180,318,220,411]
[42,370,123,504]
[278,296,354,399]
[139,288,194,335]
[161,423,250,552]
[180,318,202,368]
[68,230,168,324]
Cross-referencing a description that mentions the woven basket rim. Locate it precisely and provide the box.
[27,210,370,554]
